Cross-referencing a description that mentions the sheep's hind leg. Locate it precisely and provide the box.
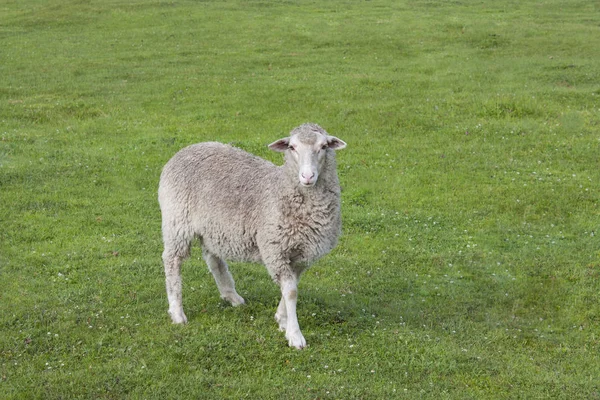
[203,251,245,306]
[163,252,188,324]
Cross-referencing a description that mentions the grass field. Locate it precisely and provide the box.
[1,0,599,398]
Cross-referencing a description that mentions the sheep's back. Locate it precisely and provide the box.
[159,142,277,261]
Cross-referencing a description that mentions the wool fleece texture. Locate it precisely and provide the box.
[158,123,347,349]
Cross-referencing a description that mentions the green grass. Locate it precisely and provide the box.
[1,0,599,398]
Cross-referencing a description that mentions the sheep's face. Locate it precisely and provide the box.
[269,124,346,187]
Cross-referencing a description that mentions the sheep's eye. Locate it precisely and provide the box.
[321,144,328,150]
[289,145,296,151]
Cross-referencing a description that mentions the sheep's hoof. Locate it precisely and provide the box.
[169,310,188,324]
[286,331,307,350]
[222,293,245,307]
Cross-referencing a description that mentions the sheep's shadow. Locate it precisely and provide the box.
[180,260,404,339]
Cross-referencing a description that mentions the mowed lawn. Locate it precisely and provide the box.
[1,0,599,398]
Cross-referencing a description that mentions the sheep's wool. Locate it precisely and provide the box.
[158,123,346,348]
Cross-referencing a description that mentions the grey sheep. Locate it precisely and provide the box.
[158,123,347,349]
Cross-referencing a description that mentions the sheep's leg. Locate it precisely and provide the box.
[279,275,306,349]
[204,251,245,306]
[163,253,188,324]
[275,296,288,331]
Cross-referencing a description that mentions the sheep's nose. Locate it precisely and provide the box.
[299,171,317,186]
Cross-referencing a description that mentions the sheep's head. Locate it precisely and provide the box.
[269,123,346,187]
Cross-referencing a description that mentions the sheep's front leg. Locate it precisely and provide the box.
[279,276,306,349]
[275,295,287,331]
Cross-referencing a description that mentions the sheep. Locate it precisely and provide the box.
[158,123,347,349]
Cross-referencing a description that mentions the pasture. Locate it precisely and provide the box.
[1,0,599,398]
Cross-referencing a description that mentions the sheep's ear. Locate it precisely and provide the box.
[327,136,347,150]
[268,138,290,152]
